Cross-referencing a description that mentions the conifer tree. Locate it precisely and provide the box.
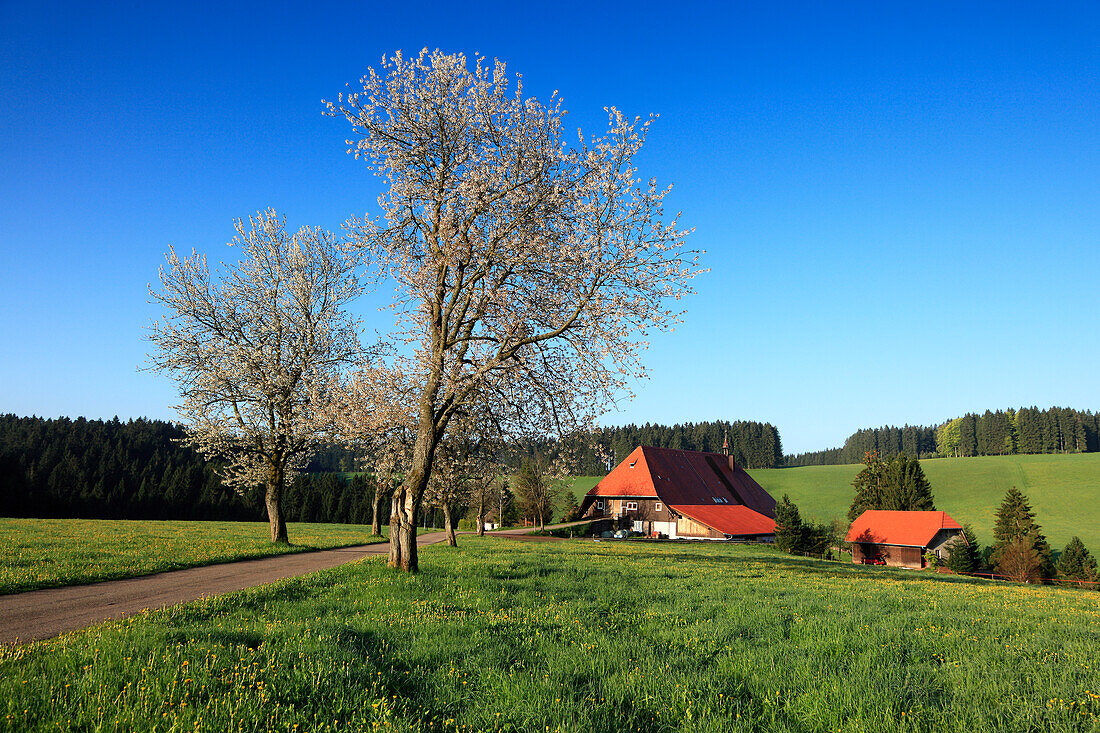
[1056,537,1098,588]
[848,452,935,521]
[884,454,935,512]
[945,524,980,574]
[992,488,1053,579]
[774,494,806,553]
[848,451,888,521]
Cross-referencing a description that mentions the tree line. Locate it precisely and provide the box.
[566,420,783,473]
[0,414,571,529]
[0,414,254,521]
[784,407,1100,466]
[312,420,788,474]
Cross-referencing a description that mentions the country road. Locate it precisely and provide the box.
[0,523,585,645]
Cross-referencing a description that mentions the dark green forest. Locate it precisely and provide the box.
[784,407,1100,466]
[0,415,384,525]
[0,415,783,522]
[579,420,784,473]
[312,419,786,474]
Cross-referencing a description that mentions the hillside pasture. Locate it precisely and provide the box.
[2,538,1099,732]
[0,519,385,595]
[567,476,604,503]
[748,453,1100,552]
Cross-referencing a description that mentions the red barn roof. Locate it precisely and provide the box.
[582,446,778,536]
[845,510,963,548]
[671,504,777,536]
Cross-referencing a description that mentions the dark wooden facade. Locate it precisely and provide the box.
[852,543,925,568]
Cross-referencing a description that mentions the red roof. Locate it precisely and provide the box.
[845,510,963,547]
[586,447,659,498]
[582,446,778,525]
[671,504,776,536]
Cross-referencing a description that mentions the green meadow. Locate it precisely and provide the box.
[0,519,385,595]
[567,476,604,501]
[746,453,1100,552]
[3,538,1099,732]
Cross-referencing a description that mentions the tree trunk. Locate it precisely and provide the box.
[391,485,419,571]
[388,438,435,571]
[265,467,288,544]
[371,481,384,536]
[387,364,445,572]
[476,492,486,536]
[388,487,405,567]
[442,503,457,547]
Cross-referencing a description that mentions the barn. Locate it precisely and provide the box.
[846,510,968,569]
[579,446,777,540]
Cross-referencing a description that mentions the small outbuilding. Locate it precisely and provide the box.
[580,446,777,540]
[846,510,968,569]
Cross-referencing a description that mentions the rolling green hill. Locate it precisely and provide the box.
[747,452,1100,553]
[570,454,1100,552]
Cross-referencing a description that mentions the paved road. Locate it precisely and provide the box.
[0,523,588,645]
[0,533,446,645]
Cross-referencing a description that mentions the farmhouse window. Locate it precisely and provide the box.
[655,502,662,512]
[626,501,638,511]
[596,500,604,510]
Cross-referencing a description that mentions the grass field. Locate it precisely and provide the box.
[568,476,603,501]
[746,453,1100,553]
[0,519,386,595]
[2,538,1098,732]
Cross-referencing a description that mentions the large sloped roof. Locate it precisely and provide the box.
[586,446,660,498]
[583,446,778,535]
[671,504,776,536]
[845,510,963,547]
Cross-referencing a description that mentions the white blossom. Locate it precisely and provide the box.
[324,50,702,570]
[147,210,364,542]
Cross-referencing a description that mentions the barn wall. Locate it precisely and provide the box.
[889,546,923,568]
[853,543,924,568]
[676,516,725,539]
[929,529,966,558]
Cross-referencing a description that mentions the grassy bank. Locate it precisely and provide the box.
[0,519,385,595]
[748,452,1100,551]
[3,538,1098,732]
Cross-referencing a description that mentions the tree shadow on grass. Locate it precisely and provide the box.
[615,549,997,589]
[322,625,465,726]
[200,629,264,648]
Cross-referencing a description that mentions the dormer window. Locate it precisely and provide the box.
[629,460,637,468]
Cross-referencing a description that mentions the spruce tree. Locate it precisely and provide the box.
[945,524,980,574]
[992,488,1053,579]
[1056,537,1098,587]
[774,494,806,553]
[848,452,935,520]
[848,451,888,521]
[884,454,935,511]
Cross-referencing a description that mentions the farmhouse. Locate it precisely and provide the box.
[846,510,968,569]
[580,446,777,540]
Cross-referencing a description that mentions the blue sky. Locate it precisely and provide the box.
[1,1,1098,455]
